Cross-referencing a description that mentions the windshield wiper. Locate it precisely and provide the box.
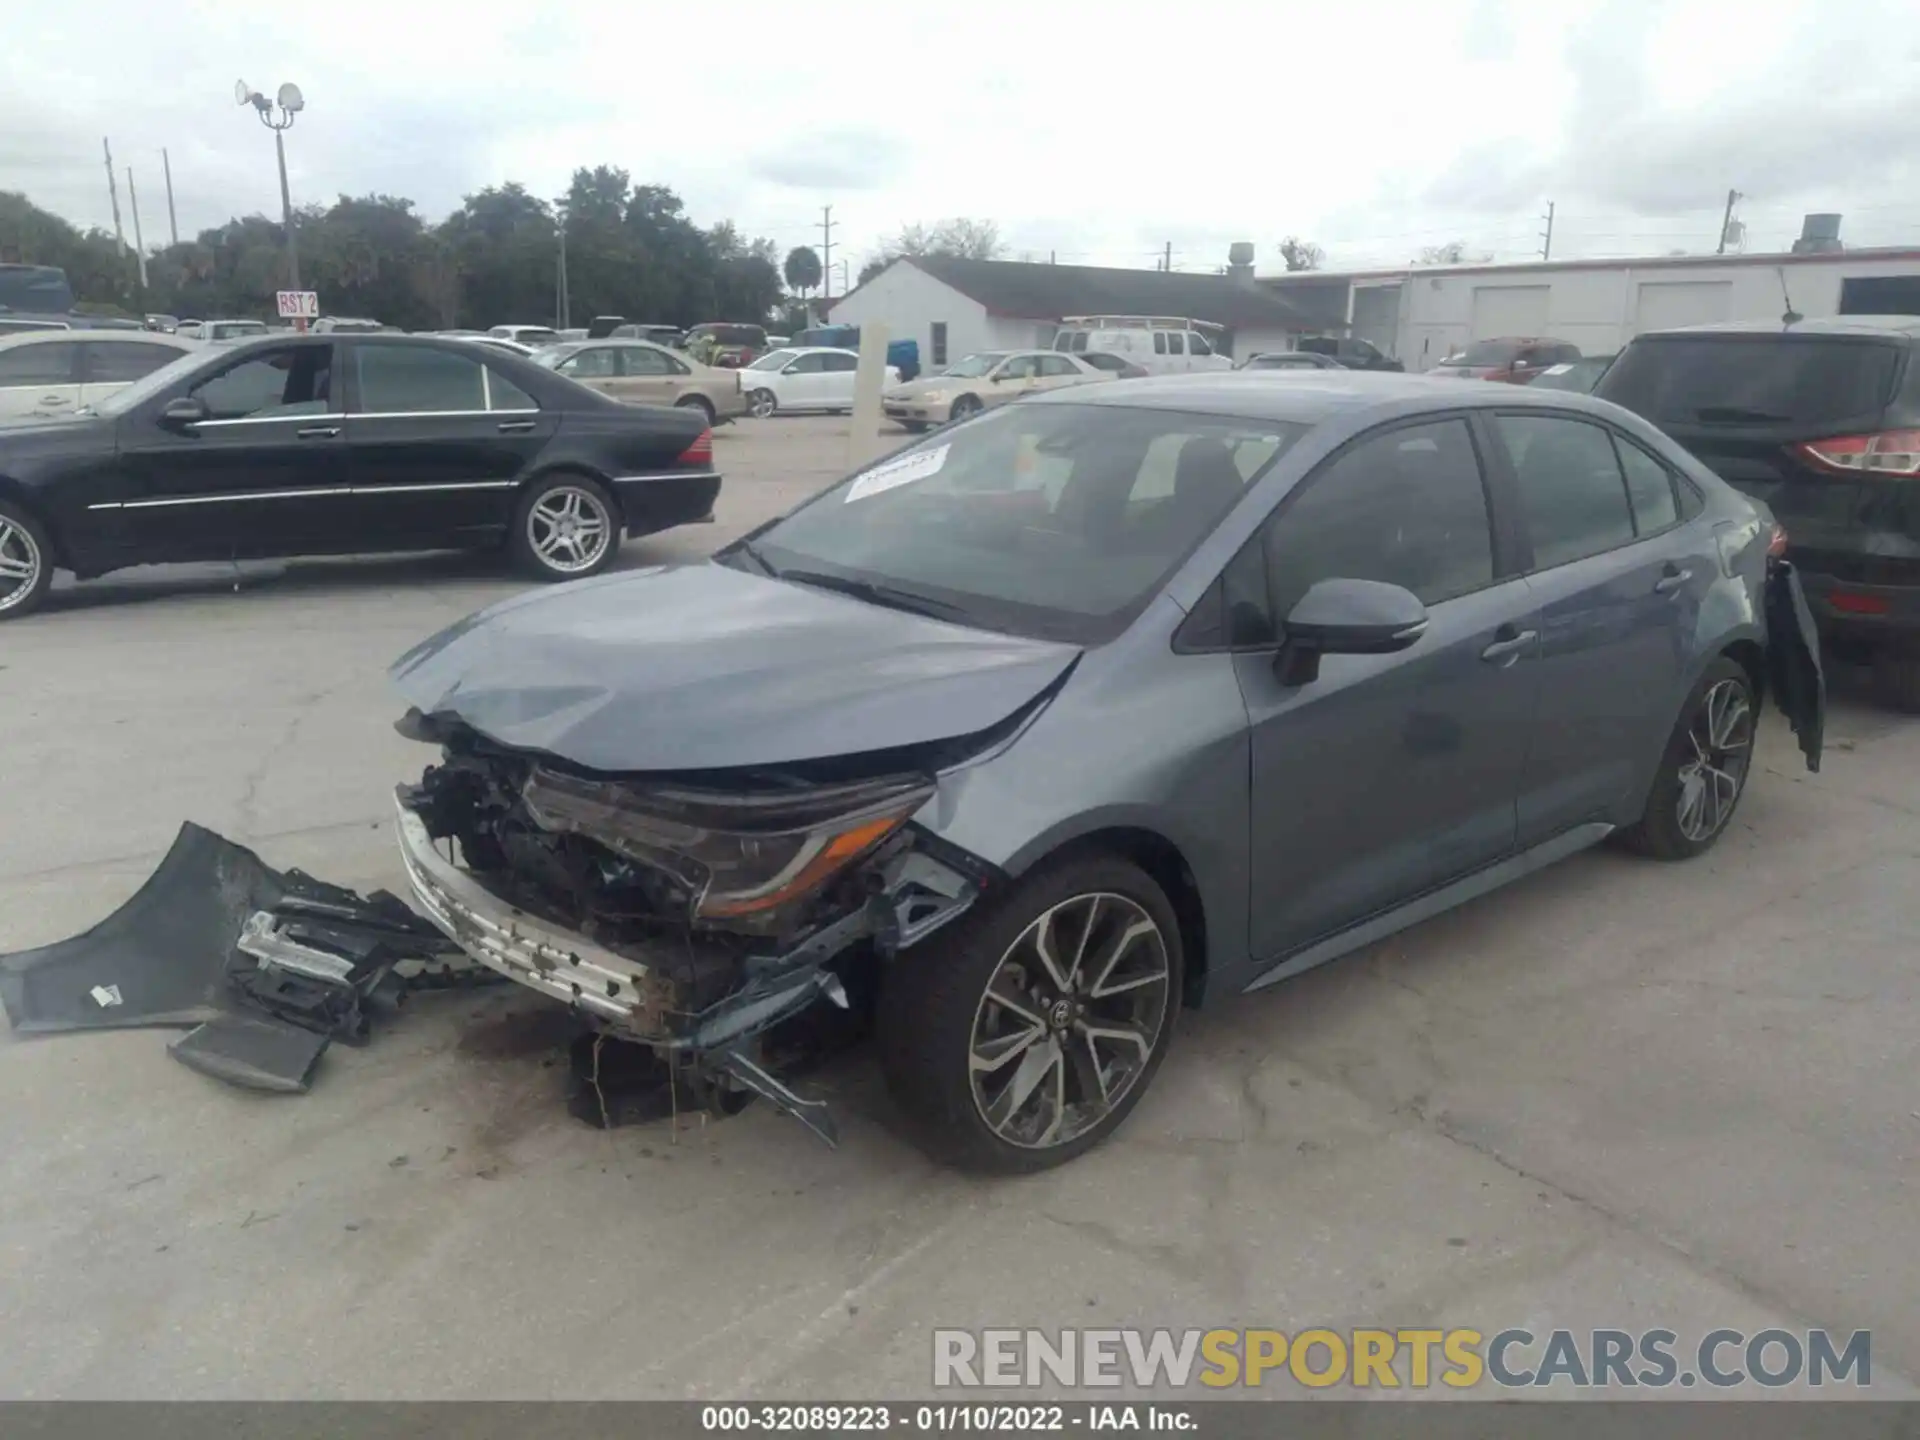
[1692,405,1792,424]
[776,568,974,623]
[726,536,779,576]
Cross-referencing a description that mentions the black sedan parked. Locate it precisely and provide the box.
[0,333,721,620]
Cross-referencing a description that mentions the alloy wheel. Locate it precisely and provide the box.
[1676,678,1753,842]
[749,389,777,419]
[0,517,42,614]
[527,486,612,575]
[968,892,1171,1150]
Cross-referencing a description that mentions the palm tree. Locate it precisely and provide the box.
[783,245,823,295]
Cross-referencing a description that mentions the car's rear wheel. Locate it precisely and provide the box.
[879,853,1180,1174]
[510,473,620,582]
[1618,657,1756,860]
[675,394,716,424]
[1870,653,1920,713]
[748,389,777,419]
[0,500,53,622]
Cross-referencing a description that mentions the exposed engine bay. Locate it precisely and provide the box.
[392,711,999,1142]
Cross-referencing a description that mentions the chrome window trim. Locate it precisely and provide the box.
[86,477,523,511]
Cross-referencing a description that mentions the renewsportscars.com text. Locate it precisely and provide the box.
[933,1327,1872,1391]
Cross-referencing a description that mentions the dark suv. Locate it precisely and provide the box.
[1596,316,1920,709]
[1295,335,1403,371]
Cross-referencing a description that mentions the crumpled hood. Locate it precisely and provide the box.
[389,562,1082,773]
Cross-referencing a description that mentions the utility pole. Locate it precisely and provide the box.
[162,148,179,247]
[1717,189,1742,255]
[126,168,148,290]
[102,138,126,253]
[1161,241,1172,272]
[819,205,837,302]
[555,208,570,330]
[1539,201,1555,261]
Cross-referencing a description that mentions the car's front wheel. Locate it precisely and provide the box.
[946,394,982,423]
[1618,657,1756,859]
[0,500,53,622]
[879,853,1181,1174]
[1871,653,1920,713]
[748,389,778,419]
[509,473,620,582]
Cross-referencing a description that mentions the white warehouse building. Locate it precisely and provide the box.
[825,254,1311,369]
[1263,233,1920,372]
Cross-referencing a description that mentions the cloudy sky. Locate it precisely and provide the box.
[6,0,1920,277]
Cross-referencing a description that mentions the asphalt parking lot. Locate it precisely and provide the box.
[2,413,1917,1400]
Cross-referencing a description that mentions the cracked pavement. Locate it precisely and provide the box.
[1,417,1916,1400]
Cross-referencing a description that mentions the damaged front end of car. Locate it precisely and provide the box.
[391,711,1001,1144]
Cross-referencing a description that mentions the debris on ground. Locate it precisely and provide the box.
[0,822,500,1094]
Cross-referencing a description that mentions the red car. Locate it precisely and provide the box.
[1431,336,1581,383]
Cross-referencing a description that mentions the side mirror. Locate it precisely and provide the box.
[159,395,209,429]
[1276,578,1428,686]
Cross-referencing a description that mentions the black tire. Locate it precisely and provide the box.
[748,389,777,420]
[1617,657,1757,860]
[0,499,54,622]
[947,394,982,423]
[878,852,1182,1175]
[507,472,621,582]
[675,394,717,425]
[1870,654,1920,713]
[900,421,929,434]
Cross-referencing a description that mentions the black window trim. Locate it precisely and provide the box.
[1175,409,1513,654]
[1482,407,1692,574]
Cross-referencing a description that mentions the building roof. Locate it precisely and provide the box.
[845,255,1311,329]
[1261,245,1920,288]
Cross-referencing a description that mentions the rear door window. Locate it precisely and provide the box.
[355,343,485,413]
[1614,436,1680,534]
[1166,333,1186,356]
[85,341,184,383]
[1494,414,1636,568]
[1599,337,1902,427]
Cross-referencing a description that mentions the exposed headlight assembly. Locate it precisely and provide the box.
[520,766,933,929]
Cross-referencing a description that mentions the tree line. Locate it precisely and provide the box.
[0,166,793,330]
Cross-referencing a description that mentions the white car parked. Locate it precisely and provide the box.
[741,347,901,418]
[0,329,196,423]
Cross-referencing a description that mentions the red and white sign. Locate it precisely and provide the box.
[275,290,319,320]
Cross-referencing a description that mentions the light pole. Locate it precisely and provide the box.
[554,204,571,331]
[235,80,305,289]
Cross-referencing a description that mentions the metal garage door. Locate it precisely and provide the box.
[1350,284,1402,357]
[1633,280,1732,334]
[1469,285,1550,338]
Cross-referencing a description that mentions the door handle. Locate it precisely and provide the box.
[1480,628,1538,664]
[1654,566,1693,595]
[40,395,72,406]
[497,419,537,433]
[296,424,341,439]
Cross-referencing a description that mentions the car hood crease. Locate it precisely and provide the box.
[388,562,1083,773]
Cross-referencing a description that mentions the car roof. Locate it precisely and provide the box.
[1632,314,1920,340]
[0,328,190,349]
[1025,368,1634,425]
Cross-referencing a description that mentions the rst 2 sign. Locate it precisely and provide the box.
[275,290,319,320]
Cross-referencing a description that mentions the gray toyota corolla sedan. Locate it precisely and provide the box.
[387,372,1825,1173]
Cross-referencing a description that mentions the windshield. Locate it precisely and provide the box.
[1452,340,1523,366]
[749,349,799,371]
[211,322,267,339]
[736,402,1306,644]
[87,347,211,417]
[1597,336,1902,427]
[939,353,1005,379]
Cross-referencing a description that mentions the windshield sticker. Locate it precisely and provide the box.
[846,443,951,502]
[1541,363,1572,376]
